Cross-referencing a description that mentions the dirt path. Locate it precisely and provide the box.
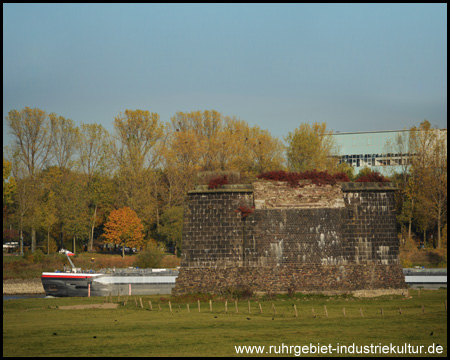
[58,303,119,310]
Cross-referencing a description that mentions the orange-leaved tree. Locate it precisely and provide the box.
[103,207,145,257]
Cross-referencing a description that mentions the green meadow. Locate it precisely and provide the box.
[3,289,447,357]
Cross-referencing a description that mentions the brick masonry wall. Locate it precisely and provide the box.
[342,187,400,265]
[174,182,406,295]
[180,185,253,268]
[248,208,346,266]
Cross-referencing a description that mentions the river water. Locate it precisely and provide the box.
[3,294,47,300]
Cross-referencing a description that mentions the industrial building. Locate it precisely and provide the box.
[331,129,446,176]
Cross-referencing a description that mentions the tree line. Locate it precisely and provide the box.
[2,107,447,255]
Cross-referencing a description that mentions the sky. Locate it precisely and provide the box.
[3,3,447,147]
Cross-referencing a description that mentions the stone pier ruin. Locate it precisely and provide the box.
[173,178,407,296]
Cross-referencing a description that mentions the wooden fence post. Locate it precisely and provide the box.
[294,304,298,318]
[209,299,212,312]
[324,305,328,318]
[169,301,172,314]
[235,300,239,314]
[342,307,346,317]
[198,300,201,313]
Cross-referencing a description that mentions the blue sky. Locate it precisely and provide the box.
[3,3,447,147]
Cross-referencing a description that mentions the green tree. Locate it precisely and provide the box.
[60,172,90,254]
[40,188,58,254]
[8,158,33,254]
[335,162,355,181]
[158,205,184,255]
[3,159,16,208]
[6,107,53,252]
[3,159,16,229]
[78,123,113,251]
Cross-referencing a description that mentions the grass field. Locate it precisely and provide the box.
[3,289,447,357]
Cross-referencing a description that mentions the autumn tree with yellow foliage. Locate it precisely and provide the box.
[408,121,447,248]
[285,122,339,173]
[165,111,285,182]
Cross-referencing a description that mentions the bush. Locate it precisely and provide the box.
[355,171,390,183]
[221,285,254,300]
[208,175,228,189]
[23,249,46,264]
[32,249,46,263]
[400,236,417,250]
[133,241,165,268]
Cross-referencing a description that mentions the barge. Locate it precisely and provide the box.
[403,268,447,289]
[41,252,178,297]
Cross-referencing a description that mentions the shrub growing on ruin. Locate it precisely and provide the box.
[235,206,254,219]
[257,170,350,187]
[208,175,228,189]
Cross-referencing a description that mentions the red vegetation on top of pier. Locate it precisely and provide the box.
[257,170,350,187]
